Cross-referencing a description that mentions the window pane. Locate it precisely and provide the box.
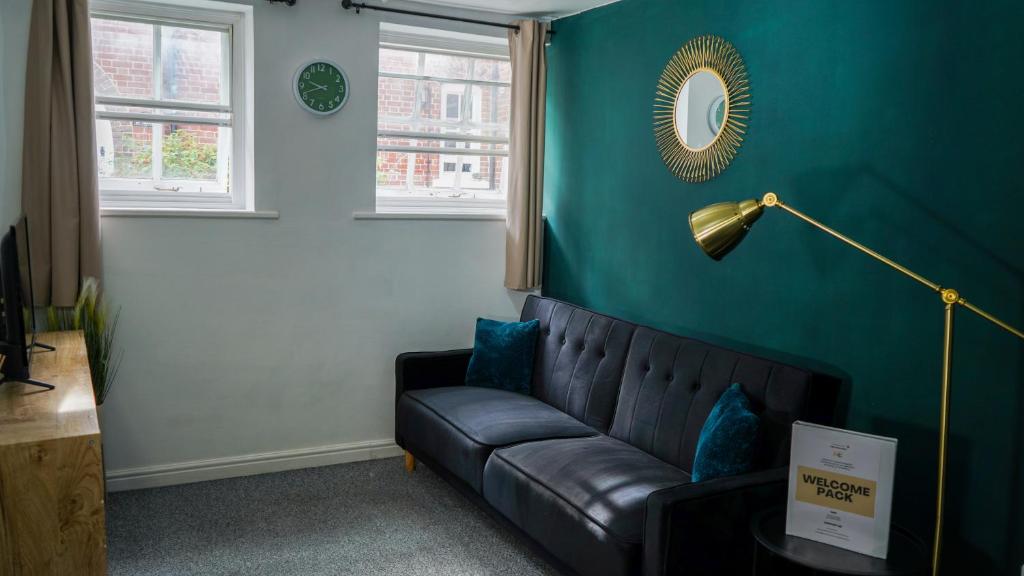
[92,19,154,99]
[377,135,507,191]
[161,26,227,104]
[96,119,152,179]
[407,150,440,188]
[378,77,417,120]
[459,154,507,191]
[412,149,442,188]
[473,85,511,126]
[375,35,511,205]
[160,124,228,185]
[471,58,511,83]
[423,53,470,80]
[411,152,507,194]
[379,48,419,74]
[445,93,461,120]
[418,82,469,122]
[376,150,409,189]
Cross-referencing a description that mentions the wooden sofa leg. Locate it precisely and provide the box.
[404,451,416,473]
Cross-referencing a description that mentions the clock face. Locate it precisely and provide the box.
[293,60,349,116]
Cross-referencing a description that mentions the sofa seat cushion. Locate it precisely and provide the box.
[397,386,598,492]
[483,435,691,576]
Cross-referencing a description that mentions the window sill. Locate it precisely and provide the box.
[352,210,505,221]
[101,208,279,219]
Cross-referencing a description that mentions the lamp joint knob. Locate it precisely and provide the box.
[940,288,961,305]
[762,192,779,207]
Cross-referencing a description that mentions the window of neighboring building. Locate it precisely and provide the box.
[90,0,253,212]
[376,23,511,214]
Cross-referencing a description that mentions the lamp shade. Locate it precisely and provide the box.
[689,199,764,260]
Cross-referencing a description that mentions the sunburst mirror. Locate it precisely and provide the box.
[654,35,750,183]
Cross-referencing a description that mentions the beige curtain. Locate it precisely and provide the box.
[21,0,102,307]
[504,20,548,291]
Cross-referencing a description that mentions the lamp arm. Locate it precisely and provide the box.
[762,193,1024,341]
[958,299,1024,341]
[762,192,942,293]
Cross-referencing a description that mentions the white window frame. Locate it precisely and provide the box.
[376,23,509,215]
[90,0,254,212]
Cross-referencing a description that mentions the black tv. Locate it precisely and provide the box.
[0,216,53,390]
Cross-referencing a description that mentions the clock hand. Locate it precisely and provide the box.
[302,85,326,97]
[309,81,328,90]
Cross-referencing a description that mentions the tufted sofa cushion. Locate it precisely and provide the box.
[398,386,597,492]
[608,327,827,472]
[520,296,636,433]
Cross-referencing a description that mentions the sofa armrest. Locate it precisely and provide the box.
[395,349,473,396]
[394,349,473,447]
[643,466,787,576]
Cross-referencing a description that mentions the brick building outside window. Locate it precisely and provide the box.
[376,24,511,215]
[90,0,253,212]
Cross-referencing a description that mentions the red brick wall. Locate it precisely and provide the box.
[376,49,510,192]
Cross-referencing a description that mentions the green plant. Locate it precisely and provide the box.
[114,134,152,178]
[160,130,218,179]
[128,129,218,180]
[46,278,123,404]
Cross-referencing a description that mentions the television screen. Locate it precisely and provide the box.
[14,217,34,345]
[0,217,33,377]
[0,216,54,389]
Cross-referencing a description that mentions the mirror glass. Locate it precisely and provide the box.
[674,70,727,150]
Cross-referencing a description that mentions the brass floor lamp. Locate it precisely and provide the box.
[689,192,1024,575]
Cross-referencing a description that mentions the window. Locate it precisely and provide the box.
[376,24,511,214]
[444,92,462,121]
[90,0,253,211]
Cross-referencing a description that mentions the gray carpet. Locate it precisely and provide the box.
[107,457,560,576]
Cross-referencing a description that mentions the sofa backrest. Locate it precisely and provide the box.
[521,296,636,433]
[608,326,839,473]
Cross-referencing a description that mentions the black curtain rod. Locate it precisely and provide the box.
[340,0,554,35]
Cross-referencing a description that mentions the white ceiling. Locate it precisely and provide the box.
[404,0,619,18]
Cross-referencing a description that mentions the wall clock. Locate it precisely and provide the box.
[293,59,349,116]
[707,95,725,134]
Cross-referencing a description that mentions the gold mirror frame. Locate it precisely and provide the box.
[654,35,750,183]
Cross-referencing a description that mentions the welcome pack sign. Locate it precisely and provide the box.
[786,421,897,558]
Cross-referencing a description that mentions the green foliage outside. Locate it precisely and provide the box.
[120,129,218,180]
[160,130,217,179]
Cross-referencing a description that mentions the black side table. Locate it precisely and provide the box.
[751,508,928,576]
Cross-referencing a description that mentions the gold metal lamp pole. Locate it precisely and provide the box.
[689,192,1024,576]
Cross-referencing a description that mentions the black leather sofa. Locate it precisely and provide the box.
[395,296,840,576]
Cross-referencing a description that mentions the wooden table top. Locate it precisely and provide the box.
[0,331,99,446]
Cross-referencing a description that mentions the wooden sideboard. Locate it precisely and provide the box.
[0,331,107,575]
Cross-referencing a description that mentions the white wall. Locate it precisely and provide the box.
[0,0,527,488]
[674,71,723,150]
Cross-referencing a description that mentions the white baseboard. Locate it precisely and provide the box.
[105,439,403,492]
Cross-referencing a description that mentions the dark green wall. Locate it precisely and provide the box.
[543,0,1024,572]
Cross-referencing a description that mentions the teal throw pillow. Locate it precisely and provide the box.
[691,383,761,482]
[465,318,540,395]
